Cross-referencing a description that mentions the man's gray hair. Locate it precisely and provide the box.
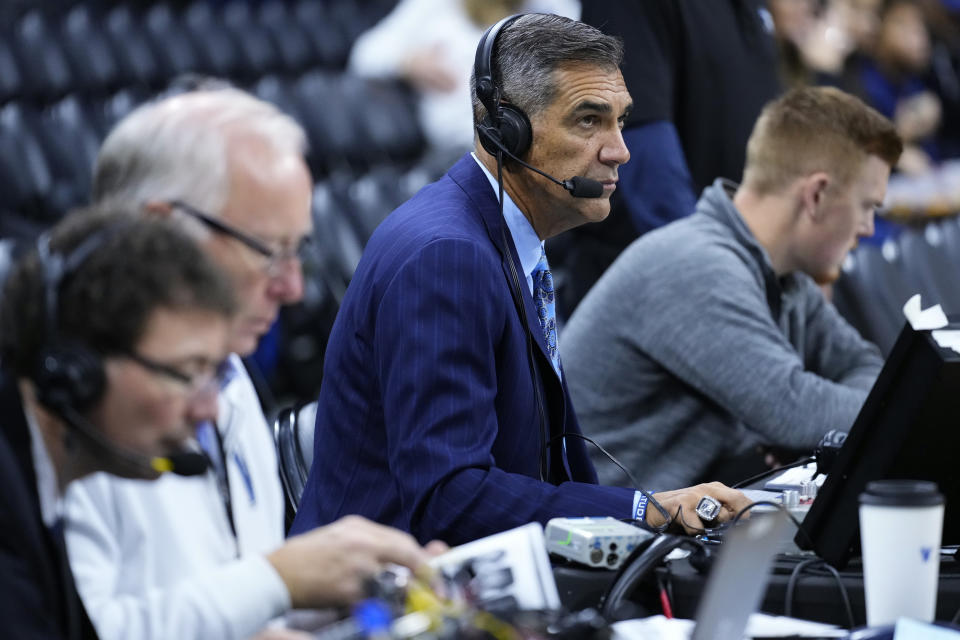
[471,13,623,128]
[93,87,308,216]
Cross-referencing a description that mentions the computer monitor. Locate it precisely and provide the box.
[798,320,960,568]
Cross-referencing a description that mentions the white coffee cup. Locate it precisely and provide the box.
[859,480,944,627]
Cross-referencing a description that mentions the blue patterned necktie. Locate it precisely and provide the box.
[532,248,561,376]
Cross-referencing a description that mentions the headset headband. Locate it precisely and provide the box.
[474,14,524,126]
[36,225,128,346]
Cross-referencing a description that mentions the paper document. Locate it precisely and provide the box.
[429,522,560,611]
[763,463,823,492]
[611,613,846,639]
[903,294,948,330]
[894,617,960,639]
[932,330,960,356]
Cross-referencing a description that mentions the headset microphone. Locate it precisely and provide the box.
[56,402,209,478]
[154,451,209,476]
[479,130,606,198]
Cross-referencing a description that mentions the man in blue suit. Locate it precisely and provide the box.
[292,13,752,545]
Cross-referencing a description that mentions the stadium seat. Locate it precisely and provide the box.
[259,1,316,74]
[833,240,916,356]
[0,103,56,221]
[0,39,24,104]
[222,3,281,79]
[104,5,163,88]
[898,221,960,315]
[62,5,121,94]
[144,4,201,79]
[273,401,318,514]
[294,1,351,70]
[182,2,242,79]
[13,11,72,100]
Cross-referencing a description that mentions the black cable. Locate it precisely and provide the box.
[784,558,856,628]
[731,456,815,489]
[601,534,691,618]
[818,561,856,629]
[495,150,551,483]
[785,558,820,618]
[546,431,672,531]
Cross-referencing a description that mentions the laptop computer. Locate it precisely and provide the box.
[613,510,841,639]
[690,510,793,640]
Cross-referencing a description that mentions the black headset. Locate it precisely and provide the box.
[32,230,111,414]
[474,14,533,160]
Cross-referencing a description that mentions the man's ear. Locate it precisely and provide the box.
[800,172,830,221]
[142,201,174,218]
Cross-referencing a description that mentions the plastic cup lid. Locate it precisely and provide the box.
[859,480,944,507]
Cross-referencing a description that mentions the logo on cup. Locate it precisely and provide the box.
[921,547,933,563]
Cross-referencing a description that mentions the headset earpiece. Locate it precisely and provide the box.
[33,343,106,414]
[32,231,113,415]
[478,103,532,159]
[474,14,532,160]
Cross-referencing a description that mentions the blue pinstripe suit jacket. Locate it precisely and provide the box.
[291,154,635,545]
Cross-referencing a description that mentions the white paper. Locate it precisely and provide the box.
[932,330,960,356]
[763,463,824,492]
[894,617,960,639]
[429,522,560,610]
[902,294,948,330]
[611,614,845,639]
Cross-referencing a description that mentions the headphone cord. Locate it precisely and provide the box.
[496,149,551,483]
[546,431,672,531]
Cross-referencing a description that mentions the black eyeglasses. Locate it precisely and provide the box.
[125,351,229,394]
[169,200,311,277]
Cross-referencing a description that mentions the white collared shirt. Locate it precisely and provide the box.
[25,403,62,527]
[64,354,290,640]
[471,153,545,296]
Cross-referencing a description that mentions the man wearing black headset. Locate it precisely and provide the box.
[0,207,236,639]
[292,13,752,547]
[1,206,443,639]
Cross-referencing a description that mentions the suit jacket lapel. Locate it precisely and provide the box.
[449,156,571,483]
[449,155,556,365]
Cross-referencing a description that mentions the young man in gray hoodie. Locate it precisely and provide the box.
[563,86,903,490]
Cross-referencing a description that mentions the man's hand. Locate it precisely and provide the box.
[644,482,754,534]
[267,515,447,609]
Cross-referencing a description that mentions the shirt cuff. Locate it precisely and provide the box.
[204,554,292,638]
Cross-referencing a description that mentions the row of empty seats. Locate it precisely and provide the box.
[834,215,960,355]
[0,71,425,228]
[0,0,397,103]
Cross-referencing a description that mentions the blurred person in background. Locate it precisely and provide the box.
[555,0,781,317]
[64,87,442,640]
[348,0,580,153]
[0,208,235,639]
[768,0,855,85]
[846,0,944,173]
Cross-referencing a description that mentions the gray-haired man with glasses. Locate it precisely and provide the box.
[64,87,442,640]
